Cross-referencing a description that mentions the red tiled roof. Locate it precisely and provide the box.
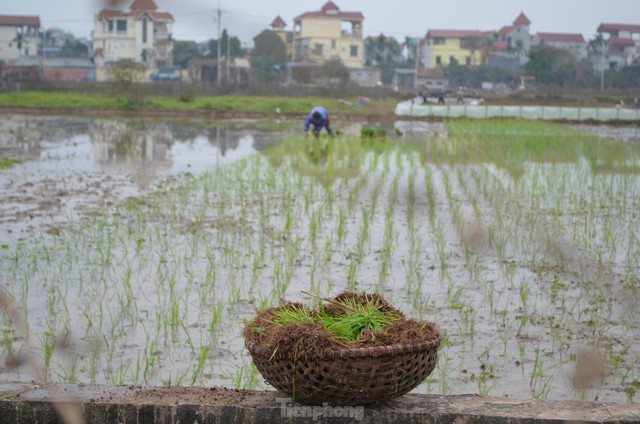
[427,29,483,39]
[270,15,287,29]
[513,12,531,26]
[321,1,339,12]
[98,9,126,19]
[99,9,174,22]
[130,0,158,11]
[295,10,363,21]
[497,25,514,36]
[609,37,636,47]
[131,10,174,21]
[418,67,445,78]
[294,2,363,21]
[0,15,41,26]
[598,23,640,33]
[537,32,585,43]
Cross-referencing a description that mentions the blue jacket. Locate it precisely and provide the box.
[304,106,330,132]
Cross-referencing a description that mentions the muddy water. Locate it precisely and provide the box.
[1,115,639,405]
[0,115,290,244]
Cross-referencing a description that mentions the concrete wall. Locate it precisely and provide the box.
[1,383,639,424]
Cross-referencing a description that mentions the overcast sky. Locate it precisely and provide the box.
[3,0,637,44]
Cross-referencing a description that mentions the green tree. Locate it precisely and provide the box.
[61,38,89,57]
[525,46,592,87]
[12,31,25,52]
[207,30,244,59]
[321,57,349,83]
[108,59,148,106]
[172,41,201,68]
[364,34,403,85]
[251,30,287,84]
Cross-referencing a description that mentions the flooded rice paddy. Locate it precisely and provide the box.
[0,114,639,404]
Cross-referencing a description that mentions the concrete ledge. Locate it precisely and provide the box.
[1,383,639,423]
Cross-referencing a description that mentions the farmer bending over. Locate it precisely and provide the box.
[304,106,334,138]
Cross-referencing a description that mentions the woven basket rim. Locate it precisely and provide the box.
[246,325,444,361]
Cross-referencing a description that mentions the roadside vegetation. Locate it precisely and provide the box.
[0,91,398,116]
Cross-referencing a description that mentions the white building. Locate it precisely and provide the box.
[597,23,640,69]
[93,0,174,78]
[0,15,40,62]
[533,32,587,60]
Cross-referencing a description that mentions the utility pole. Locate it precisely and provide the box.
[216,1,222,85]
[40,28,45,81]
[414,38,420,89]
[600,38,606,91]
[227,35,231,84]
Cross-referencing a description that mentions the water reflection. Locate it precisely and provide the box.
[0,115,288,174]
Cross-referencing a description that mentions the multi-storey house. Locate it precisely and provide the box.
[93,0,174,75]
[533,32,587,60]
[292,1,364,69]
[423,29,484,68]
[0,15,40,61]
[597,23,640,69]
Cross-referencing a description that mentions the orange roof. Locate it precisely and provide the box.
[0,15,41,26]
[598,23,640,33]
[537,32,585,43]
[418,67,445,78]
[294,2,363,21]
[98,8,173,22]
[497,25,514,36]
[609,37,636,47]
[513,12,531,26]
[130,0,159,11]
[321,1,340,12]
[270,15,287,29]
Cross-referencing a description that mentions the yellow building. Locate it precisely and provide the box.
[269,15,293,60]
[292,1,364,69]
[424,29,484,68]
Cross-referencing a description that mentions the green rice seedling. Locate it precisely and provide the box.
[318,300,401,343]
[191,346,210,385]
[272,304,315,325]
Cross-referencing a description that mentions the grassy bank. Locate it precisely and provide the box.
[0,91,397,117]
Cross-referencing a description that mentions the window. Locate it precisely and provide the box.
[465,56,471,65]
[117,20,127,32]
[433,37,445,45]
[350,45,358,57]
[313,43,323,55]
[332,39,336,48]
[142,18,147,43]
[449,56,457,65]
[436,55,441,65]
[108,21,114,32]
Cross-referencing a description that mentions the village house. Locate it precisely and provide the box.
[269,15,293,60]
[423,29,484,68]
[291,1,364,69]
[92,0,174,81]
[532,32,588,60]
[597,23,640,69]
[0,14,40,61]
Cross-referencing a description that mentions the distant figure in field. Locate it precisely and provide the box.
[304,106,334,138]
[456,87,465,104]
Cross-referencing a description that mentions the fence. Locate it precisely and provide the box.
[395,102,640,122]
